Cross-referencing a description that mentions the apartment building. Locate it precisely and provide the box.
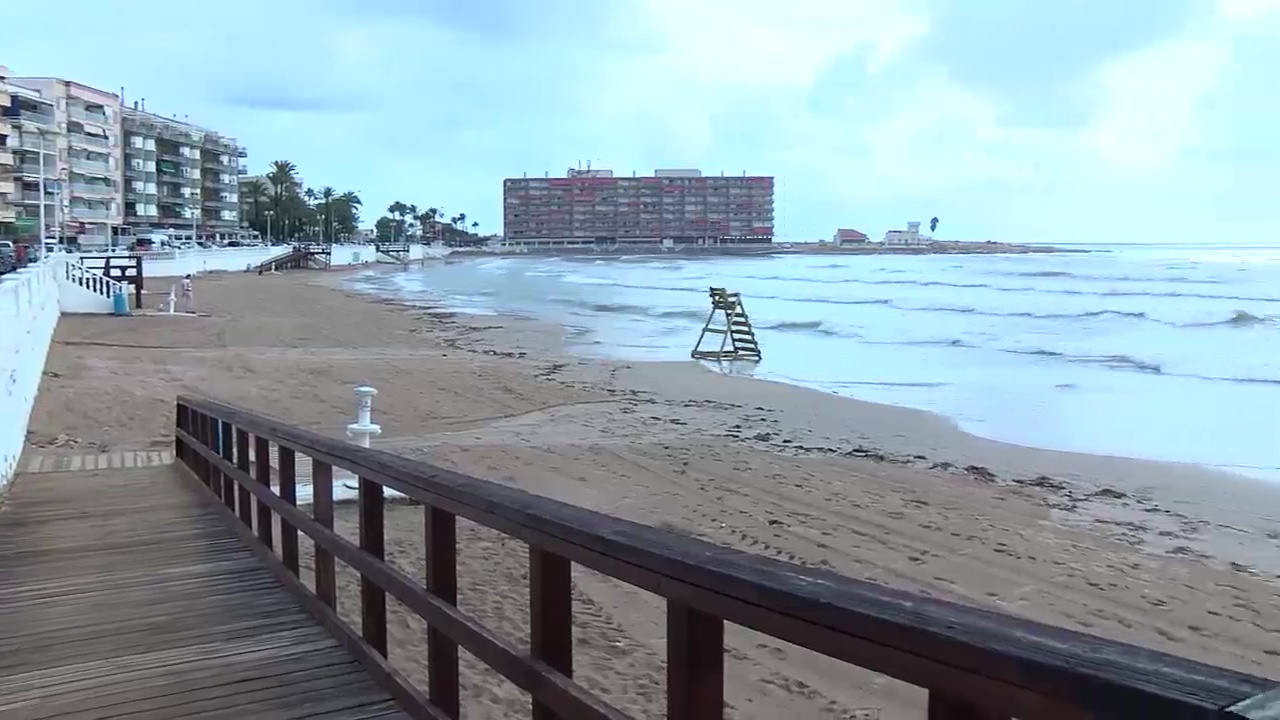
[0,64,14,231]
[7,76,123,246]
[1,67,63,239]
[503,168,775,247]
[121,103,245,239]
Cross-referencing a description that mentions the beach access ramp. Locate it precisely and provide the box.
[0,458,409,719]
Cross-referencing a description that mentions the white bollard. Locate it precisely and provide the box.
[346,385,382,449]
[166,285,177,314]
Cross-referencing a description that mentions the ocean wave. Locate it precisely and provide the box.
[559,299,707,323]
[1002,270,1221,284]
[1004,349,1280,385]
[758,320,844,336]
[855,339,1280,386]
[1184,310,1272,328]
[595,277,1279,303]
[754,300,1266,328]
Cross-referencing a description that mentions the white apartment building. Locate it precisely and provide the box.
[7,77,123,246]
[2,68,61,240]
[0,64,16,231]
[122,103,244,240]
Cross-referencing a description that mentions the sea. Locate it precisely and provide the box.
[348,243,1280,481]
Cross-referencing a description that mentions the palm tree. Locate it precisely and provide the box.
[265,161,299,240]
[456,212,467,230]
[405,204,420,239]
[334,191,362,240]
[242,179,269,234]
[317,186,337,243]
[386,201,409,241]
[470,221,479,235]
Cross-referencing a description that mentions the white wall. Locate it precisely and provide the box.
[52,259,119,314]
[69,243,439,278]
[0,263,60,490]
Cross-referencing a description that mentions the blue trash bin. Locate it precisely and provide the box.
[112,289,129,316]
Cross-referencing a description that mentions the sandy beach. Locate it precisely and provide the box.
[25,268,1280,718]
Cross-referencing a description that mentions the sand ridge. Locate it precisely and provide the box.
[22,270,1280,719]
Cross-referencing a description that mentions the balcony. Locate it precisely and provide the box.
[0,151,12,167]
[9,191,50,204]
[70,157,113,175]
[5,108,56,127]
[70,183,117,198]
[16,163,57,179]
[0,180,13,195]
[69,132,109,149]
[69,107,111,127]
[237,165,247,175]
[70,205,111,220]
[15,135,52,151]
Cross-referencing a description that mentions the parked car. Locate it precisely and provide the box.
[0,244,16,276]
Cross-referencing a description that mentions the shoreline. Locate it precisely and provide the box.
[335,268,1280,581]
[26,269,1279,718]
[453,239,1082,259]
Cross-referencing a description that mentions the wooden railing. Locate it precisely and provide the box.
[173,395,1278,720]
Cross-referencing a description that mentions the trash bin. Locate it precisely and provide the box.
[112,289,130,316]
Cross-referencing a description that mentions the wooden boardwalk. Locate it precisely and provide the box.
[0,462,410,719]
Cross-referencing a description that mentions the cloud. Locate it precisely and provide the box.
[3,0,1276,242]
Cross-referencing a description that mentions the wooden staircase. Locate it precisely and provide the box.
[691,287,762,361]
[374,243,410,265]
[255,244,331,273]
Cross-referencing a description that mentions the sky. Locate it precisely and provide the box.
[5,0,1279,244]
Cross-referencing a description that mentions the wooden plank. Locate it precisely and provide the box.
[0,462,408,720]
[279,446,299,576]
[360,477,387,657]
[530,547,573,720]
[313,460,337,609]
[235,428,252,527]
[255,435,274,550]
[928,693,1010,720]
[667,602,725,720]
[425,506,460,719]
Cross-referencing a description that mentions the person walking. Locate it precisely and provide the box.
[179,274,195,313]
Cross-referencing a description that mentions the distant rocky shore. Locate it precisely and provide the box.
[791,241,1083,255]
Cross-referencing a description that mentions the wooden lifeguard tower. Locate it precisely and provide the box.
[691,287,762,361]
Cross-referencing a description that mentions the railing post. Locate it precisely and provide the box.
[927,694,1009,720]
[312,460,337,609]
[530,547,573,720]
[667,602,725,720]
[278,446,299,575]
[174,403,188,467]
[254,435,273,549]
[196,412,211,487]
[235,429,252,526]
[359,476,387,656]
[426,506,460,718]
[219,420,235,509]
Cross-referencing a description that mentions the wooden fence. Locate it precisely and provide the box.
[173,395,1278,720]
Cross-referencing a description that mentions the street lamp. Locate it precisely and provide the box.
[36,131,50,262]
[265,209,274,245]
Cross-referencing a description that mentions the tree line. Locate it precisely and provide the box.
[239,160,362,243]
[375,202,483,246]
[239,159,484,246]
